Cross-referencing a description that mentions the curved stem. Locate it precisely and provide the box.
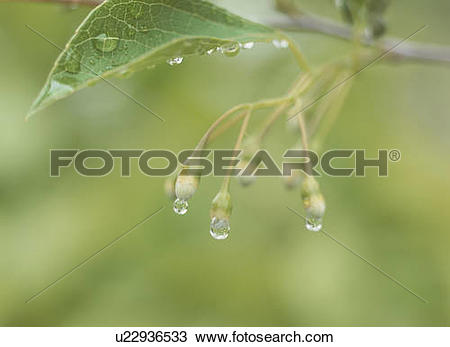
[280,33,311,72]
[269,11,450,66]
[222,108,252,191]
[208,110,248,143]
[312,80,353,152]
[194,104,249,150]
[257,72,314,143]
[257,102,290,142]
[296,110,312,176]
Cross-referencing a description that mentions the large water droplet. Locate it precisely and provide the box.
[241,42,255,49]
[220,43,240,57]
[48,80,74,96]
[167,57,184,66]
[210,217,230,240]
[95,34,119,53]
[173,198,188,215]
[305,218,322,232]
[272,39,289,49]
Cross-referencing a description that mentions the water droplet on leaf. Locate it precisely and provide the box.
[241,42,254,49]
[173,198,188,215]
[167,57,184,66]
[272,39,289,49]
[210,217,230,240]
[48,80,74,96]
[95,34,119,53]
[220,43,240,57]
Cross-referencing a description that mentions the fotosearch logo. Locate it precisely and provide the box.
[50,149,400,178]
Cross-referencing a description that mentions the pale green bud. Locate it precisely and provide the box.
[301,177,326,232]
[175,171,200,201]
[164,175,177,201]
[303,193,326,220]
[210,190,232,221]
[301,176,320,198]
[209,190,233,240]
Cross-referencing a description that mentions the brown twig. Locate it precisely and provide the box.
[268,12,450,66]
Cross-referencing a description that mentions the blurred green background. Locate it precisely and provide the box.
[0,0,449,326]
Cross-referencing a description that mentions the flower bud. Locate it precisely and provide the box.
[164,175,177,201]
[301,176,320,197]
[175,171,200,201]
[210,190,232,221]
[173,169,200,216]
[301,177,326,232]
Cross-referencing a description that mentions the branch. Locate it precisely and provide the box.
[268,12,450,66]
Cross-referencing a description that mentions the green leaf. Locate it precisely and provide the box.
[28,0,278,118]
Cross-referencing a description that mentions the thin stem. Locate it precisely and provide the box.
[308,69,349,136]
[269,11,450,66]
[194,104,249,150]
[222,108,252,190]
[297,112,309,152]
[193,76,307,152]
[296,110,312,176]
[280,33,311,72]
[312,80,353,152]
[257,72,312,143]
[208,110,248,143]
[258,102,290,142]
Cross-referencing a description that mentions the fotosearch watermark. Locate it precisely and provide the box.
[50,149,401,178]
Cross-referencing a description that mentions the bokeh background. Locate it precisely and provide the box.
[0,0,449,326]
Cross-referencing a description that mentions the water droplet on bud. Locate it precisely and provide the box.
[272,39,289,49]
[305,218,322,232]
[167,57,184,66]
[210,217,230,240]
[173,198,188,215]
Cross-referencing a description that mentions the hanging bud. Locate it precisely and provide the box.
[164,175,177,201]
[284,140,304,190]
[301,177,326,232]
[173,169,200,216]
[209,190,232,240]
